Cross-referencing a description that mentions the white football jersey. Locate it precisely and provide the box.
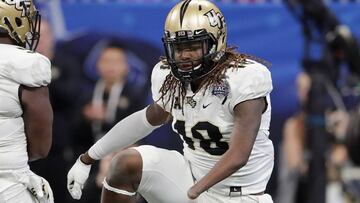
[151,59,274,195]
[0,44,51,171]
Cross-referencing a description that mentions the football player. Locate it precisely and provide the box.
[67,0,274,202]
[0,0,54,202]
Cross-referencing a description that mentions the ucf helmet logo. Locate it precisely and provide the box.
[4,0,32,17]
[204,9,224,29]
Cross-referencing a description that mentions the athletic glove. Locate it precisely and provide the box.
[24,171,54,203]
[67,155,91,199]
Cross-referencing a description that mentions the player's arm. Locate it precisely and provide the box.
[67,102,170,199]
[188,97,265,199]
[20,85,53,161]
[80,102,170,164]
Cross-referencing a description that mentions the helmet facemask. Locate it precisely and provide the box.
[25,8,41,51]
[163,29,217,82]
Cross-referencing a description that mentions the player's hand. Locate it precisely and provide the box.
[24,171,54,203]
[187,185,201,200]
[67,155,92,199]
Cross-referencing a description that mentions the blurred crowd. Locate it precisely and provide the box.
[27,17,160,202]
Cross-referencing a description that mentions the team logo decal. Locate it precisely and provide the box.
[204,9,225,29]
[172,96,196,109]
[211,80,230,98]
[186,96,197,108]
[4,0,31,17]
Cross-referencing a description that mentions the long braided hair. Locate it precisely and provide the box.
[157,47,270,112]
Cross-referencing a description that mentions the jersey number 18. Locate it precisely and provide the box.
[174,120,229,156]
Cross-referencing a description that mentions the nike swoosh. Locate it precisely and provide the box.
[194,30,204,35]
[202,103,211,109]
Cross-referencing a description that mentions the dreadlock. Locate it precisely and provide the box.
[157,47,270,113]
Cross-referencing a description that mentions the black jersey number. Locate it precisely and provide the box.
[173,120,229,156]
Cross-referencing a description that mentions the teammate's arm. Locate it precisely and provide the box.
[20,85,53,161]
[188,97,265,199]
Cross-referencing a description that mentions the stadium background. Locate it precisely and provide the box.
[35,0,360,200]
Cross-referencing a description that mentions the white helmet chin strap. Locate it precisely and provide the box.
[178,64,202,73]
[192,64,202,71]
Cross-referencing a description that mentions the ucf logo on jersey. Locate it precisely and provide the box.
[173,96,197,109]
[4,0,31,17]
[186,97,197,108]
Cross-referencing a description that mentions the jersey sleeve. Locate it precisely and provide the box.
[150,61,171,111]
[228,61,273,110]
[0,52,51,87]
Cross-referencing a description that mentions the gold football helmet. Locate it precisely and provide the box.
[0,0,41,51]
[162,0,227,82]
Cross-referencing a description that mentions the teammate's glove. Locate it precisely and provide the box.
[67,155,92,199]
[24,171,54,203]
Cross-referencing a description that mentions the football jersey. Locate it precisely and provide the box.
[151,59,274,195]
[0,44,51,171]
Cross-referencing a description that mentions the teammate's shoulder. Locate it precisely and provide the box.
[0,44,51,66]
[0,44,51,87]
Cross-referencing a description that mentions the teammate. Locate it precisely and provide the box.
[0,0,54,202]
[67,0,274,202]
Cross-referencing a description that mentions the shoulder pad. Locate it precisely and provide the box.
[0,47,51,87]
[151,61,171,104]
[228,59,255,69]
[227,61,272,109]
[159,59,170,70]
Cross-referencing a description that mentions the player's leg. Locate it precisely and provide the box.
[101,145,195,203]
[0,186,38,203]
[0,172,38,203]
[101,148,142,203]
[135,145,195,203]
[198,190,273,203]
[240,194,273,203]
[10,190,38,203]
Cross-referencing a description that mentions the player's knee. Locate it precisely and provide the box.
[106,148,142,192]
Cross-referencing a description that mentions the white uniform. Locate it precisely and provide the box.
[0,44,51,202]
[134,59,274,203]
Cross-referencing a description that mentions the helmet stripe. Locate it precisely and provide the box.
[179,0,191,28]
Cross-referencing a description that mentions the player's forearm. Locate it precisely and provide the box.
[192,127,258,195]
[26,116,52,161]
[190,147,248,195]
[87,107,160,160]
[22,86,53,161]
[26,117,52,161]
